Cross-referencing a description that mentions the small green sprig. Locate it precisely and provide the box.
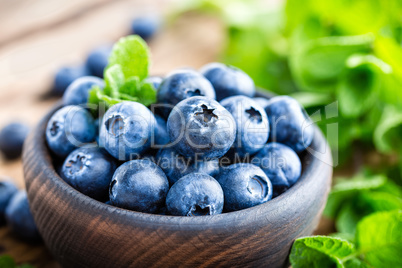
[88,35,157,110]
[0,255,34,268]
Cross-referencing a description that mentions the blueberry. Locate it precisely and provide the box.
[153,114,169,147]
[46,106,96,158]
[156,147,219,186]
[253,97,271,109]
[85,45,112,78]
[0,122,30,159]
[61,147,118,201]
[166,173,224,216]
[216,163,272,212]
[253,142,301,197]
[109,159,169,213]
[63,76,105,106]
[0,180,18,225]
[157,70,216,118]
[99,101,156,161]
[200,62,255,101]
[53,65,90,95]
[220,96,269,158]
[131,16,161,40]
[145,76,163,91]
[5,191,40,240]
[264,96,313,152]
[167,96,236,159]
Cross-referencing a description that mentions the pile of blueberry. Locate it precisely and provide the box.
[0,179,40,240]
[47,62,313,217]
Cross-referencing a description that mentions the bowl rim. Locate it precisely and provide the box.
[24,90,333,226]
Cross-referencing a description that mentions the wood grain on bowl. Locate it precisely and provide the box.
[23,92,332,268]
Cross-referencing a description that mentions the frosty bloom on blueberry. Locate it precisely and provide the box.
[167,96,236,159]
[166,173,224,216]
[221,95,269,158]
[156,147,219,186]
[61,147,118,201]
[99,101,156,161]
[201,62,255,101]
[217,163,273,212]
[46,105,96,158]
[157,70,216,118]
[63,76,105,106]
[109,159,169,213]
[253,142,302,197]
[265,96,314,152]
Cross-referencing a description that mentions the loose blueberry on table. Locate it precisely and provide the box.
[85,45,112,78]
[0,180,18,225]
[0,122,30,159]
[45,35,314,217]
[5,190,40,240]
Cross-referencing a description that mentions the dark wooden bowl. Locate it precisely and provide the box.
[23,92,332,268]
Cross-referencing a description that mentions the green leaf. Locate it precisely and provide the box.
[104,64,125,98]
[374,105,402,153]
[289,91,333,108]
[117,79,156,107]
[358,191,402,212]
[0,255,16,268]
[88,86,121,108]
[337,54,390,118]
[107,35,150,81]
[329,233,356,244]
[119,77,141,97]
[289,236,356,268]
[356,210,402,267]
[324,174,387,218]
[373,37,402,106]
[137,82,157,107]
[290,34,374,92]
[335,203,362,235]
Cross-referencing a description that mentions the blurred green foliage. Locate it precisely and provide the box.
[174,2,402,265]
[174,0,402,173]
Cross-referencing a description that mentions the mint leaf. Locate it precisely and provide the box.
[104,64,125,98]
[337,54,391,118]
[324,174,387,218]
[289,236,356,268]
[290,34,374,92]
[137,82,157,107]
[356,210,402,267]
[374,105,402,153]
[329,232,356,244]
[118,78,156,106]
[0,256,16,268]
[88,86,121,108]
[107,35,150,81]
[119,77,141,97]
[335,203,362,235]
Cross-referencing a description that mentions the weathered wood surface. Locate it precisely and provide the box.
[0,0,224,266]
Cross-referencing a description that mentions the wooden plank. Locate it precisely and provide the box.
[0,0,117,47]
[0,0,223,265]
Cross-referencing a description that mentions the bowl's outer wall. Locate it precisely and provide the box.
[23,93,332,268]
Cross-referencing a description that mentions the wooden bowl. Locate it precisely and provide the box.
[23,92,332,268]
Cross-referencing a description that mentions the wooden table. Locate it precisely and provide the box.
[0,0,334,266]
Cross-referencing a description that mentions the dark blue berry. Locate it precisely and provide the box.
[166,173,224,216]
[109,159,169,213]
